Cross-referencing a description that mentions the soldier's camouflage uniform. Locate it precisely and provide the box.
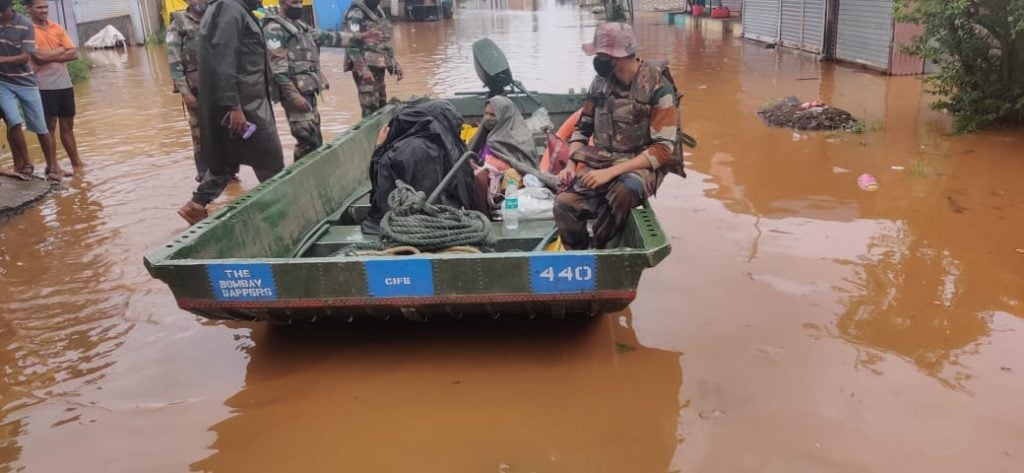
[553,59,682,250]
[264,13,362,159]
[343,1,399,117]
[166,9,205,178]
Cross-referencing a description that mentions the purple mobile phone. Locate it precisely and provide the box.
[222,112,257,140]
[241,122,257,140]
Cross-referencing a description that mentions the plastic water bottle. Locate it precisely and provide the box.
[503,177,520,231]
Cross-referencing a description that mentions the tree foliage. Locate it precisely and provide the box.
[896,0,1024,133]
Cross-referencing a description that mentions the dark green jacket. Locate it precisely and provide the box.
[198,0,283,168]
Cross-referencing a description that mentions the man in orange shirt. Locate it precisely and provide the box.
[25,0,83,169]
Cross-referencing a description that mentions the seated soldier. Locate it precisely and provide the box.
[554,23,682,249]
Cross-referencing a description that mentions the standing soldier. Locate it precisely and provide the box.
[343,0,401,117]
[553,23,684,250]
[264,0,377,159]
[166,0,208,181]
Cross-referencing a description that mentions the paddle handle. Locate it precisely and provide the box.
[427,151,478,205]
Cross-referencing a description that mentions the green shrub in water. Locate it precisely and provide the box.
[68,58,91,84]
[896,0,1024,133]
[146,30,167,45]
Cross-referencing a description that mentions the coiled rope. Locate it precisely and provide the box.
[334,181,494,256]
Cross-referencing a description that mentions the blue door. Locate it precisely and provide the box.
[313,0,353,31]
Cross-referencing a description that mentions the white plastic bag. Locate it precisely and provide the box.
[518,186,555,220]
[84,25,127,49]
[524,107,554,134]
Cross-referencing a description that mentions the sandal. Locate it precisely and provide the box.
[45,171,64,183]
[17,163,34,176]
[45,168,74,178]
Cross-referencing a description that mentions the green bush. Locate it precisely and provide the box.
[146,30,167,45]
[896,0,1024,133]
[68,58,90,84]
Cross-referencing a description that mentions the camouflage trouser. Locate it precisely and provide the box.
[284,92,322,160]
[185,98,204,180]
[553,168,661,250]
[351,66,387,117]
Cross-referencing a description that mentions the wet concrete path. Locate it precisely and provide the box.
[2,2,1023,472]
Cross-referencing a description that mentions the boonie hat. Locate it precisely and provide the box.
[582,22,638,58]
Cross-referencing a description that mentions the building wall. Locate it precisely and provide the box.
[741,0,919,74]
[636,0,684,11]
[889,21,924,76]
[48,0,79,45]
[75,0,131,23]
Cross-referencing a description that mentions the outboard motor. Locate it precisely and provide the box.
[472,38,514,96]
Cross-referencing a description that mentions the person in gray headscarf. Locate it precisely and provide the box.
[469,96,557,209]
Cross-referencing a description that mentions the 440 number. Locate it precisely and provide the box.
[538,265,594,282]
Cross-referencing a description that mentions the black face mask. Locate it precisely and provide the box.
[593,57,615,78]
[366,0,380,10]
[285,6,303,20]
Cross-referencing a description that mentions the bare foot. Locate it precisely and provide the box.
[0,166,30,180]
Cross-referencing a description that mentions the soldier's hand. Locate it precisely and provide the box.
[395,66,404,82]
[581,168,615,189]
[291,95,312,113]
[183,93,199,111]
[558,167,576,191]
[361,29,383,44]
[228,108,248,136]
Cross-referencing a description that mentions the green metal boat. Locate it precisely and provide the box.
[144,92,672,323]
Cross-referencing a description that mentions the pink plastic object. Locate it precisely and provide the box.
[857,173,879,191]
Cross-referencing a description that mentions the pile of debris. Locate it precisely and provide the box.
[757,97,859,131]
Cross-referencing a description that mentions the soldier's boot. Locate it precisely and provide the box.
[178,201,208,225]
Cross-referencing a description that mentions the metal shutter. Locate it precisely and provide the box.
[721,0,743,14]
[742,0,780,44]
[75,0,131,23]
[779,0,825,53]
[836,0,894,70]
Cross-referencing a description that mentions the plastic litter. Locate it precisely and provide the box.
[857,173,879,191]
[891,165,905,171]
[524,107,553,134]
[84,25,127,49]
[517,187,555,221]
[523,174,543,188]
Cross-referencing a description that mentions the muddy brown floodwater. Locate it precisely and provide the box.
[2,2,1023,472]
